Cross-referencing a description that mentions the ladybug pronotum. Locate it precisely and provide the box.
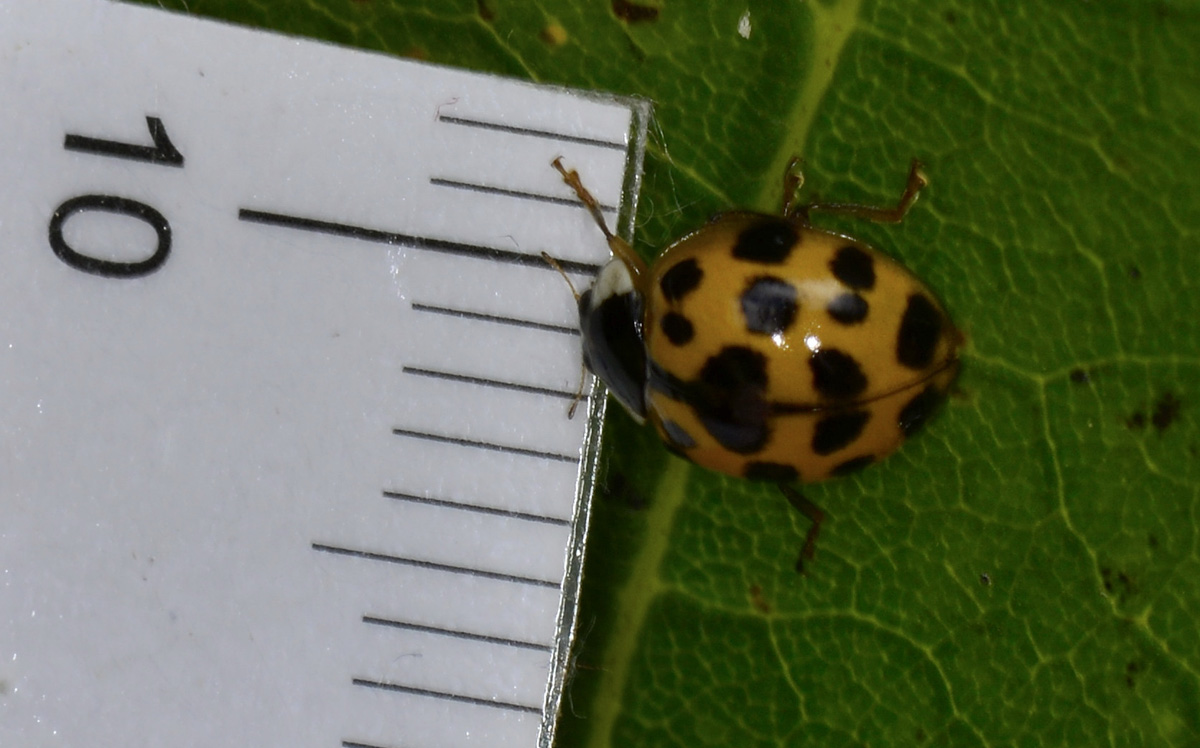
[554,157,961,571]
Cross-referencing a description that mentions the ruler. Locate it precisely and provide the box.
[0,2,648,746]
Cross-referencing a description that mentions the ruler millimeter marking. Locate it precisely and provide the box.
[382,488,574,527]
[437,114,628,151]
[238,207,604,276]
[0,2,649,747]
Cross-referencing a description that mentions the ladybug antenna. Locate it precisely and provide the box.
[553,158,616,243]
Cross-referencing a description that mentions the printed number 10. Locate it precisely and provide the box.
[50,116,184,278]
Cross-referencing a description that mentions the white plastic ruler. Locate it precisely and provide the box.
[0,2,648,746]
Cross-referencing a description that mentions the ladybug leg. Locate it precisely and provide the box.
[566,359,588,419]
[791,159,928,225]
[781,156,807,216]
[540,251,581,302]
[552,158,648,279]
[538,251,590,420]
[777,484,825,574]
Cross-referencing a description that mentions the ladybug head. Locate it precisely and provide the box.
[578,258,648,424]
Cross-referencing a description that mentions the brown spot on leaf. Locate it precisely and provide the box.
[1101,567,1138,603]
[1151,392,1181,432]
[1119,570,1134,595]
[1125,660,1143,689]
[1069,368,1090,384]
[612,0,659,23]
[1125,411,1147,431]
[476,0,495,22]
[749,584,771,614]
[540,21,569,46]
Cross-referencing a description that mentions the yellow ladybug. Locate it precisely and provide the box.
[554,157,961,571]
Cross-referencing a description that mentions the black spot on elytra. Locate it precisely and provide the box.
[689,346,771,454]
[827,292,868,324]
[832,454,874,476]
[658,418,697,450]
[829,245,876,290]
[1152,392,1182,432]
[899,385,945,437]
[897,293,943,369]
[732,218,798,264]
[743,461,799,483]
[812,410,870,455]
[741,276,798,335]
[660,312,694,345]
[809,348,868,400]
[646,359,688,403]
[659,258,703,302]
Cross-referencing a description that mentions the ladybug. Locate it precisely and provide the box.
[553,157,961,571]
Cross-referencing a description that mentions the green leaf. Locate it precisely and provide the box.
[132,0,1200,744]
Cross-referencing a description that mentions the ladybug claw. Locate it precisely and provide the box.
[779,484,825,575]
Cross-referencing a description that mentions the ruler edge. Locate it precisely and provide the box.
[539,97,652,747]
[104,0,643,147]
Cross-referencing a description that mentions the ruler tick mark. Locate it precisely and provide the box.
[430,177,617,213]
[392,427,579,464]
[362,615,553,652]
[311,543,561,589]
[352,678,544,715]
[437,114,625,151]
[403,366,585,402]
[383,489,571,526]
[237,208,601,275]
[411,303,580,336]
